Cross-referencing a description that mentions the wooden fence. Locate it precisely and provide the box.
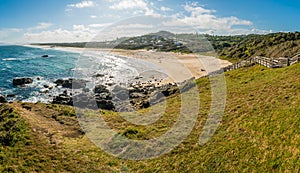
[221,53,300,73]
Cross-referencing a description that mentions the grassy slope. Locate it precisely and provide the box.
[217,32,300,61]
[1,63,300,172]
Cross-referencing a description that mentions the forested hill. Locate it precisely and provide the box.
[209,32,300,60]
[33,31,300,60]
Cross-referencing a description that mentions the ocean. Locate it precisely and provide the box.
[0,45,167,103]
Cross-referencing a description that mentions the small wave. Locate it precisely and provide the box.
[2,58,18,61]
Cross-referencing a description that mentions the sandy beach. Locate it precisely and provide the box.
[25,45,232,84]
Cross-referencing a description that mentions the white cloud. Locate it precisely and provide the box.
[16,1,267,43]
[23,25,98,43]
[184,4,215,16]
[73,25,89,31]
[160,6,172,12]
[68,1,96,8]
[107,0,160,16]
[163,3,252,33]
[109,0,148,10]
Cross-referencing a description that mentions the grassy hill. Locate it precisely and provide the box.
[1,62,300,172]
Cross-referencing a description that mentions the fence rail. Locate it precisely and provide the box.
[221,54,300,73]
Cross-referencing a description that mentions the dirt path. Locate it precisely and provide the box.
[9,102,82,145]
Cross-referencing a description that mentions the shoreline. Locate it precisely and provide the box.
[1,45,232,108]
[24,44,232,85]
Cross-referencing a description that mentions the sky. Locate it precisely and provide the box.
[0,0,300,43]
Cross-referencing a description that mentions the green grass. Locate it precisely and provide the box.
[1,63,300,172]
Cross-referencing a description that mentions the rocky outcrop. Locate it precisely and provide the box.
[0,94,7,103]
[13,78,33,87]
[54,79,87,89]
[72,92,115,110]
[52,80,187,111]
[52,90,73,106]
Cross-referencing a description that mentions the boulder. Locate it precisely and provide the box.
[130,99,150,109]
[13,78,33,86]
[72,93,115,110]
[96,99,115,110]
[7,94,15,98]
[94,85,109,94]
[96,92,112,100]
[54,79,86,89]
[0,94,7,103]
[52,91,73,106]
[54,79,64,86]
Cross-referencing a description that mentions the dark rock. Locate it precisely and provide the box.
[54,78,86,89]
[52,91,73,106]
[105,82,116,86]
[54,79,64,85]
[142,101,150,108]
[72,93,115,110]
[0,94,7,103]
[94,85,109,94]
[13,78,33,86]
[62,90,68,96]
[130,99,150,109]
[96,92,112,100]
[161,84,179,96]
[96,99,115,110]
[93,74,105,78]
[41,55,49,58]
[7,94,15,98]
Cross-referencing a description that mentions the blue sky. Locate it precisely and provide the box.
[0,0,300,43]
